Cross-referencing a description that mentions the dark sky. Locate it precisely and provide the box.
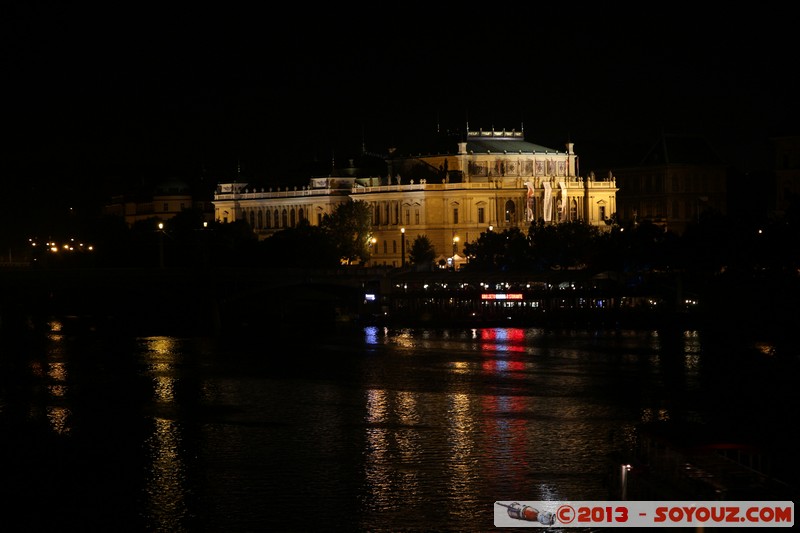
[3,5,798,214]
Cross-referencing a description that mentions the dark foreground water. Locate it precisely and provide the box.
[0,319,797,532]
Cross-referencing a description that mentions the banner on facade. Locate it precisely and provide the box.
[543,182,552,222]
[525,181,535,222]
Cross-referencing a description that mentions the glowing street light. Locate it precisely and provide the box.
[158,222,165,268]
[452,235,460,270]
[368,236,377,265]
[400,227,406,268]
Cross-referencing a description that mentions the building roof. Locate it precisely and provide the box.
[392,128,564,158]
[154,176,192,195]
[464,130,563,154]
[639,133,725,166]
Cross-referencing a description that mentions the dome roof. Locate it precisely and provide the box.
[155,177,191,195]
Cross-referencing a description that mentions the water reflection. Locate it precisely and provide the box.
[141,336,191,532]
[144,417,189,532]
[446,392,475,497]
[1,321,796,531]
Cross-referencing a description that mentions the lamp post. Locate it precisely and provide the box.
[200,221,209,269]
[158,222,164,268]
[400,227,405,268]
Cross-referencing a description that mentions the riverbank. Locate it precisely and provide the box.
[1,266,797,346]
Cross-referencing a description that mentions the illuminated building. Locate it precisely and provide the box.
[212,128,618,268]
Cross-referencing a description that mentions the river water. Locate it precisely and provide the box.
[1,319,797,532]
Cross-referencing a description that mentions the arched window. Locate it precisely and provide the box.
[274,210,280,227]
[281,209,288,227]
[290,208,296,227]
[298,208,304,223]
[266,210,271,228]
[257,210,263,228]
[249,211,255,227]
[570,199,578,221]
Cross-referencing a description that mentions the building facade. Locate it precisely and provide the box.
[104,177,214,227]
[213,129,618,268]
[771,135,800,216]
[608,134,728,234]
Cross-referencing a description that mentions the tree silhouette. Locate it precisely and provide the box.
[318,200,373,265]
[408,235,436,270]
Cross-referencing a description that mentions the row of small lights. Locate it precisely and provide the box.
[30,238,94,252]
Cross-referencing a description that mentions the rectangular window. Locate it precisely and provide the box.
[404,209,410,225]
[598,206,606,220]
[392,240,397,253]
[478,207,485,224]
[453,208,459,224]
[415,210,420,224]
[163,203,169,212]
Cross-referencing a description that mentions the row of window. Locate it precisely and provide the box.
[370,202,516,227]
[241,207,317,230]
[628,199,712,220]
[621,175,720,194]
[237,196,589,232]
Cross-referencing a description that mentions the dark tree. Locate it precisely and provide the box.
[319,200,373,264]
[257,219,340,268]
[527,220,600,270]
[408,235,436,270]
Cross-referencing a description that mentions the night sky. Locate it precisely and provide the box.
[2,5,798,238]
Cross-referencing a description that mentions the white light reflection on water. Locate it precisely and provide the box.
[144,337,179,403]
[46,406,70,435]
[394,390,422,504]
[45,343,71,434]
[144,417,189,532]
[446,392,476,497]
[141,337,190,532]
[363,388,392,509]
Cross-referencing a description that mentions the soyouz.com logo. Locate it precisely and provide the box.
[494,501,794,528]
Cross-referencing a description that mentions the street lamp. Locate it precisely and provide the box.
[158,222,165,268]
[400,227,405,268]
[369,236,377,266]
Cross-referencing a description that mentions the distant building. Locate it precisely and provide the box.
[213,128,618,268]
[770,135,800,216]
[609,133,728,234]
[104,177,214,226]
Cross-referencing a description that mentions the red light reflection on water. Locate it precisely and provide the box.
[479,328,527,369]
[481,388,532,486]
[477,328,536,483]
